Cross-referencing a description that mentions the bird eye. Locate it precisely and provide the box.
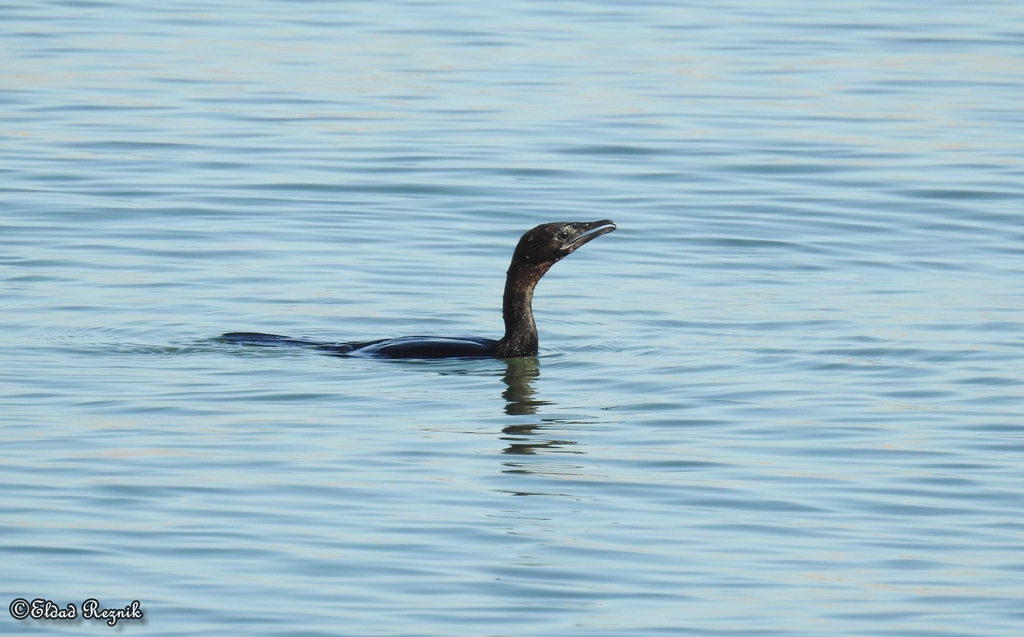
[555,227,570,241]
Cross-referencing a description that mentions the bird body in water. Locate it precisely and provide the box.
[222,220,616,359]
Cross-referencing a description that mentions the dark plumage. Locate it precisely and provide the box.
[222,220,616,359]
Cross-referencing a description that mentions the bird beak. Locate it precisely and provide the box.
[566,220,616,252]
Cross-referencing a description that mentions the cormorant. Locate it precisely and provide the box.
[222,220,616,359]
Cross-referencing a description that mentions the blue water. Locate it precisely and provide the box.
[3,1,1024,635]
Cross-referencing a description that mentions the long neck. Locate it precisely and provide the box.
[495,265,548,358]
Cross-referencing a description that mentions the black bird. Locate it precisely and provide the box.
[222,220,616,359]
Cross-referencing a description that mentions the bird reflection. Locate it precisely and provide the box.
[501,356,546,416]
[499,357,578,457]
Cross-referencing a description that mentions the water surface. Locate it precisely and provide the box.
[2,1,1024,635]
